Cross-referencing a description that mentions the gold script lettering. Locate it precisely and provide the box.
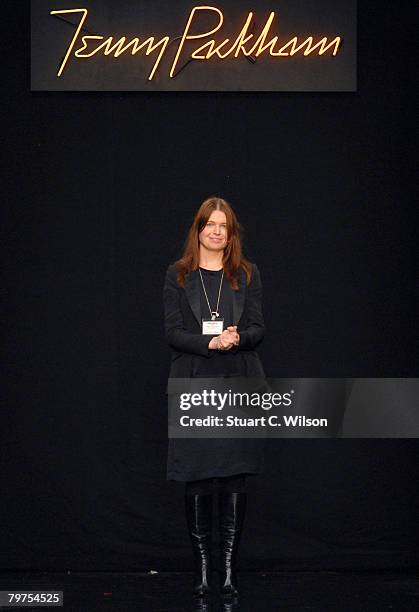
[51,9,169,80]
[51,7,342,82]
[192,12,255,60]
[170,6,224,77]
[50,8,88,76]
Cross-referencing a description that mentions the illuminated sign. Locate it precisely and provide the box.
[31,0,357,92]
[51,6,342,81]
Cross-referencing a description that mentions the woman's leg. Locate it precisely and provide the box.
[217,474,247,494]
[217,474,248,598]
[184,478,215,596]
[185,478,215,496]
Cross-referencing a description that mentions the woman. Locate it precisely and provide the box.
[163,196,266,598]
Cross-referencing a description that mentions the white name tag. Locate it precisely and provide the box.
[202,318,224,335]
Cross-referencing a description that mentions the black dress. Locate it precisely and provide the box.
[166,267,265,482]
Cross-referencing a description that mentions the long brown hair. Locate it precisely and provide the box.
[176,197,252,289]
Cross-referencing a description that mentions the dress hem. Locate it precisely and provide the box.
[167,463,262,482]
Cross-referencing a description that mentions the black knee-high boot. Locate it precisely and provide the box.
[185,494,213,596]
[218,492,247,597]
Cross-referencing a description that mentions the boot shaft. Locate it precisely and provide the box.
[218,492,247,596]
[185,493,214,596]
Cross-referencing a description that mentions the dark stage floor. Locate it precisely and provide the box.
[0,571,418,611]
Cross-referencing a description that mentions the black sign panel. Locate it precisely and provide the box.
[31,0,357,91]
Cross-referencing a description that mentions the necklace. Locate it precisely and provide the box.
[198,268,224,320]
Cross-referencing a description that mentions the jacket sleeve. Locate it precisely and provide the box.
[237,263,265,350]
[163,265,211,358]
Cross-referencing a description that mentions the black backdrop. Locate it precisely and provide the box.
[2,2,418,571]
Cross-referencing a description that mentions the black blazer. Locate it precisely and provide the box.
[163,262,266,378]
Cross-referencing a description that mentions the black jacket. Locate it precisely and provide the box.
[163,262,266,378]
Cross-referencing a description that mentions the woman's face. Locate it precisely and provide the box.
[199,210,228,252]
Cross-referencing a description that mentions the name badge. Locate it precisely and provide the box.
[202,318,224,335]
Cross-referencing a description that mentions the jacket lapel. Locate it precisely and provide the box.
[184,270,201,326]
[232,268,246,325]
[185,268,246,327]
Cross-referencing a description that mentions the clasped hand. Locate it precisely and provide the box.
[208,326,240,350]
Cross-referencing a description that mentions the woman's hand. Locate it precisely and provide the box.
[226,326,240,346]
[208,327,240,350]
